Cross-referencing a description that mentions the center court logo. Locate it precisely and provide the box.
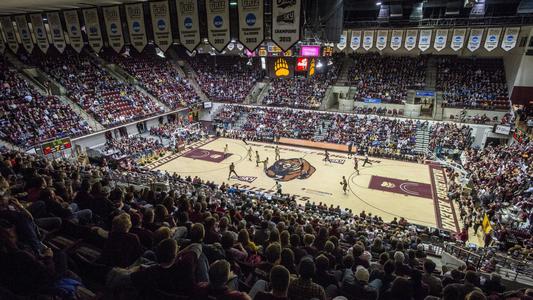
[266,158,316,182]
[274,58,289,77]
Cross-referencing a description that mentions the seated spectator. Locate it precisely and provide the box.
[99,213,143,268]
[254,265,290,300]
[194,259,251,300]
[288,256,326,300]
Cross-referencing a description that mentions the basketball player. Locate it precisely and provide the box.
[275,145,281,161]
[276,181,282,195]
[224,144,229,157]
[340,176,348,194]
[262,157,269,172]
[354,156,360,175]
[347,142,353,158]
[362,154,372,167]
[324,150,332,164]
[255,151,260,167]
[228,162,238,180]
[247,146,253,161]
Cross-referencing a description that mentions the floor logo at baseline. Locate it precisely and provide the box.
[182,148,230,163]
[368,175,433,199]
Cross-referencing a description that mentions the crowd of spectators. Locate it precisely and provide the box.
[347,53,427,104]
[102,135,167,162]
[103,47,200,109]
[436,57,509,110]
[20,48,164,127]
[187,54,264,103]
[215,105,473,161]
[1,145,531,299]
[263,61,338,110]
[0,59,92,147]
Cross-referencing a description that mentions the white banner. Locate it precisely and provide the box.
[467,28,483,52]
[501,27,520,51]
[362,30,374,50]
[47,12,66,53]
[451,28,466,51]
[390,29,403,51]
[125,3,148,53]
[405,29,417,51]
[433,29,448,52]
[15,15,34,53]
[418,29,432,51]
[350,30,361,50]
[483,27,501,52]
[0,26,5,54]
[337,30,347,50]
[150,1,172,52]
[206,0,231,52]
[82,9,103,52]
[237,0,264,51]
[176,0,201,52]
[376,30,388,51]
[272,0,301,51]
[102,6,124,53]
[0,17,18,53]
[30,14,49,53]
[63,10,84,53]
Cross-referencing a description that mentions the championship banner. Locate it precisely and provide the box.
[272,0,301,51]
[175,0,201,52]
[206,0,231,52]
[501,27,520,51]
[150,1,172,52]
[0,26,5,54]
[82,8,103,52]
[362,30,374,50]
[102,6,124,53]
[484,27,501,52]
[125,3,148,53]
[337,30,347,50]
[63,10,84,53]
[404,29,417,51]
[376,30,387,51]
[237,0,264,51]
[14,15,34,53]
[390,29,403,51]
[350,30,361,50]
[30,14,49,53]
[433,29,448,52]
[418,29,432,51]
[47,12,66,53]
[0,17,18,53]
[451,28,466,51]
[467,28,483,52]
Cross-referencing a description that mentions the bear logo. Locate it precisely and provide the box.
[274,58,289,77]
[266,158,316,182]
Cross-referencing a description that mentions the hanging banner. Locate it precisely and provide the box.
[418,29,432,51]
[0,17,18,53]
[82,9,103,52]
[30,14,49,53]
[47,12,66,53]
[376,30,387,51]
[501,27,520,51]
[150,1,172,52]
[362,30,374,50]
[14,15,34,53]
[484,27,501,52]
[206,0,231,52]
[350,30,361,51]
[176,0,201,52]
[64,10,84,53]
[390,29,403,51]
[451,28,466,51]
[125,3,148,53]
[237,0,264,51]
[337,30,347,50]
[404,29,417,51]
[433,29,448,52]
[272,0,301,51]
[467,28,483,52]
[102,6,124,53]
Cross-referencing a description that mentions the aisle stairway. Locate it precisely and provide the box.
[335,56,354,86]
[425,56,438,89]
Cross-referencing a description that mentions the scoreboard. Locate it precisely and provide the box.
[40,138,72,155]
